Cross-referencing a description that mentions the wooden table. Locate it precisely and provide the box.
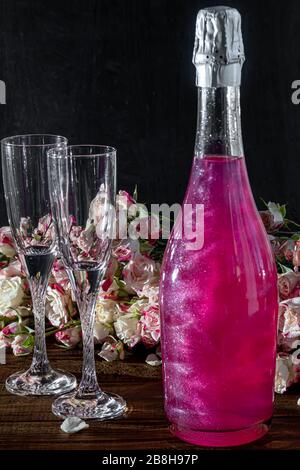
[0,347,300,451]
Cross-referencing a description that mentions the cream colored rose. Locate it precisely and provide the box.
[94,321,111,343]
[114,313,140,347]
[275,353,295,394]
[46,287,68,327]
[88,189,109,226]
[94,299,120,344]
[0,243,16,258]
[95,298,120,324]
[0,276,24,310]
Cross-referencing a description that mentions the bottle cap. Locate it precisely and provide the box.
[193,6,245,87]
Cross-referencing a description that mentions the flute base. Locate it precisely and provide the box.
[52,390,127,420]
[5,368,77,396]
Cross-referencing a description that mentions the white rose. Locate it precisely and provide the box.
[46,287,68,327]
[88,189,109,226]
[94,321,111,343]
[140,282,160,304]
[114,313,140,346]
[0,276,24,310]
[98,339,125,362]
[94,299,120,344]
[0,227,16,258]
[95,299,120,324]
[275,353,295,394]
[122,253,159,295]
[0,244,16,258]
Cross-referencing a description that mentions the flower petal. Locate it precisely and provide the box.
[60,417,89,434]
[145,353,162,366]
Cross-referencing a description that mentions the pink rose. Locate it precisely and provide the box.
[55,326,81,348]
[2,321,20,336]
[269,236,282,259]
[139,270,160,303]
[0,227,16,258]
[289,285,300,299]
[112,238,139,262]
[259,210,284,233]
[113,245,132,262]
[77,225,96,253]
[105,257,118,278]
[70,225,83,243]
[278,332,298,352]
[99,278,119,299]
[279,240,296,263]
[0,259,24,279]
[279,298,300,338]
[293,241,300,269]
[129,214,161,241]
[117,190,135,207]
[122,253,159,295]
[0,331,12,347]
[52,259,69,286]
[11,334,33,356]
[278,272,300,300]
[139,305,160,348]
[37,214,52,235]
[30,214,55,246]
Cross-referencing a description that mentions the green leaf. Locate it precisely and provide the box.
[279,204,287,218]
[277,261,293,274]
[267,202,284,224]
[133,185,138,202]
[285,219,300,229]
[24,325,35,334]
[22,335,34,349]
[291,233,300,241]
[259,197,268,208]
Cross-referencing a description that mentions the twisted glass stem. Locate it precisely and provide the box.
[21,251,55,375]
[70,268,103,399]
[30,282,50,374]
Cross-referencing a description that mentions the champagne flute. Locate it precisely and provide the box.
[1,134,77,395]
[48,145,126,419]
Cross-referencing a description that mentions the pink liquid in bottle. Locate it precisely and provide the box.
[160,155,278,447]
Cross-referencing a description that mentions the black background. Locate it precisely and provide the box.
[0,0,298,224]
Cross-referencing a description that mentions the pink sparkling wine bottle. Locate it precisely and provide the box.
[159,7,278,447]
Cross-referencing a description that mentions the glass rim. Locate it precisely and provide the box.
[1,134,68,148]
[47,144,116,158]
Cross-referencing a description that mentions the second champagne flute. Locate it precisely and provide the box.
[48,145,127,419]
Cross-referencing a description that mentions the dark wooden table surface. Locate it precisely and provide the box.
[1,347,300,451]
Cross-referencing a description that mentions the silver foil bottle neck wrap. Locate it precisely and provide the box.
[193,6,245,87]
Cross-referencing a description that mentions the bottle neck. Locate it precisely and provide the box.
[194,86,244,158]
